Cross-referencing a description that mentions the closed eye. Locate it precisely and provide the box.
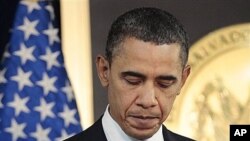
[156,75,177,88]
[124,77,142,85]
[157,80,174,88]
[121,71,145,85]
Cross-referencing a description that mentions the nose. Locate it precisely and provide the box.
[135,83,158,108]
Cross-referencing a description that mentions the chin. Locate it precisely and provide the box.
[133,134,153,140]
[125,127,158,140]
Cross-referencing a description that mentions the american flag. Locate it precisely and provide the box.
[0,0,82,140]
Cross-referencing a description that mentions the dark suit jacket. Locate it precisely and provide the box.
[65,117,195,141]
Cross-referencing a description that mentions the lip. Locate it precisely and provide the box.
[127,115,159,129]
[132,115,157,120]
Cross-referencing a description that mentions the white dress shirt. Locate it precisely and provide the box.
[102,106,164,141]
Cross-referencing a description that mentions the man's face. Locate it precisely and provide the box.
[96,37,190,139]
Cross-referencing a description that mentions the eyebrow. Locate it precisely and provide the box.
[156,75,177,81]
[121,71,146,79]
[121,71,177,81]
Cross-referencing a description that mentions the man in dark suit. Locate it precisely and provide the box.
[66,7,194,141]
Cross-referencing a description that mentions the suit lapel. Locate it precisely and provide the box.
[90,117,107,141]
[162,125,171,141]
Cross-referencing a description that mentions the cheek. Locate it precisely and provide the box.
[158,94,177,120]
[108,79,136,118]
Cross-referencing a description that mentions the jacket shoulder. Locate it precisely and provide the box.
[163,125,196,141]
[64,117,107,141]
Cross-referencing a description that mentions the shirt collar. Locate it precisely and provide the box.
[102,105,164,141]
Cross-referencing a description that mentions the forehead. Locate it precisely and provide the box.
[112,38,182,74]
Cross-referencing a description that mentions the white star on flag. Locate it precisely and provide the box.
[55,130,74,141]
[43,23,60,45]
[59,105,79,127]
[34,98,55,121]
[11,68,33,91]
[45,5,55,20]
[21,0,41,13]
[5,119,27,141]
[0,68,7,84]
[0,94,4,108]
[7,94,30,116]
[2,44,10,60]
[3,50,11,59]
[13,43,36,64]
[40,48,60,70]
[36,73,57,95]
[62,81,75,102]
[11,67,33,91]
[30,124,51,141]
[17,17,39,40]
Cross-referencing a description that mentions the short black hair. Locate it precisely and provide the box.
[106,7,189,67]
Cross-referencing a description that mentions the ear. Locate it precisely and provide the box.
[180,64,191,88]
[96,55,110,87]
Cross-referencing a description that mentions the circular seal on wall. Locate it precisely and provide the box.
[165,23,250,141]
